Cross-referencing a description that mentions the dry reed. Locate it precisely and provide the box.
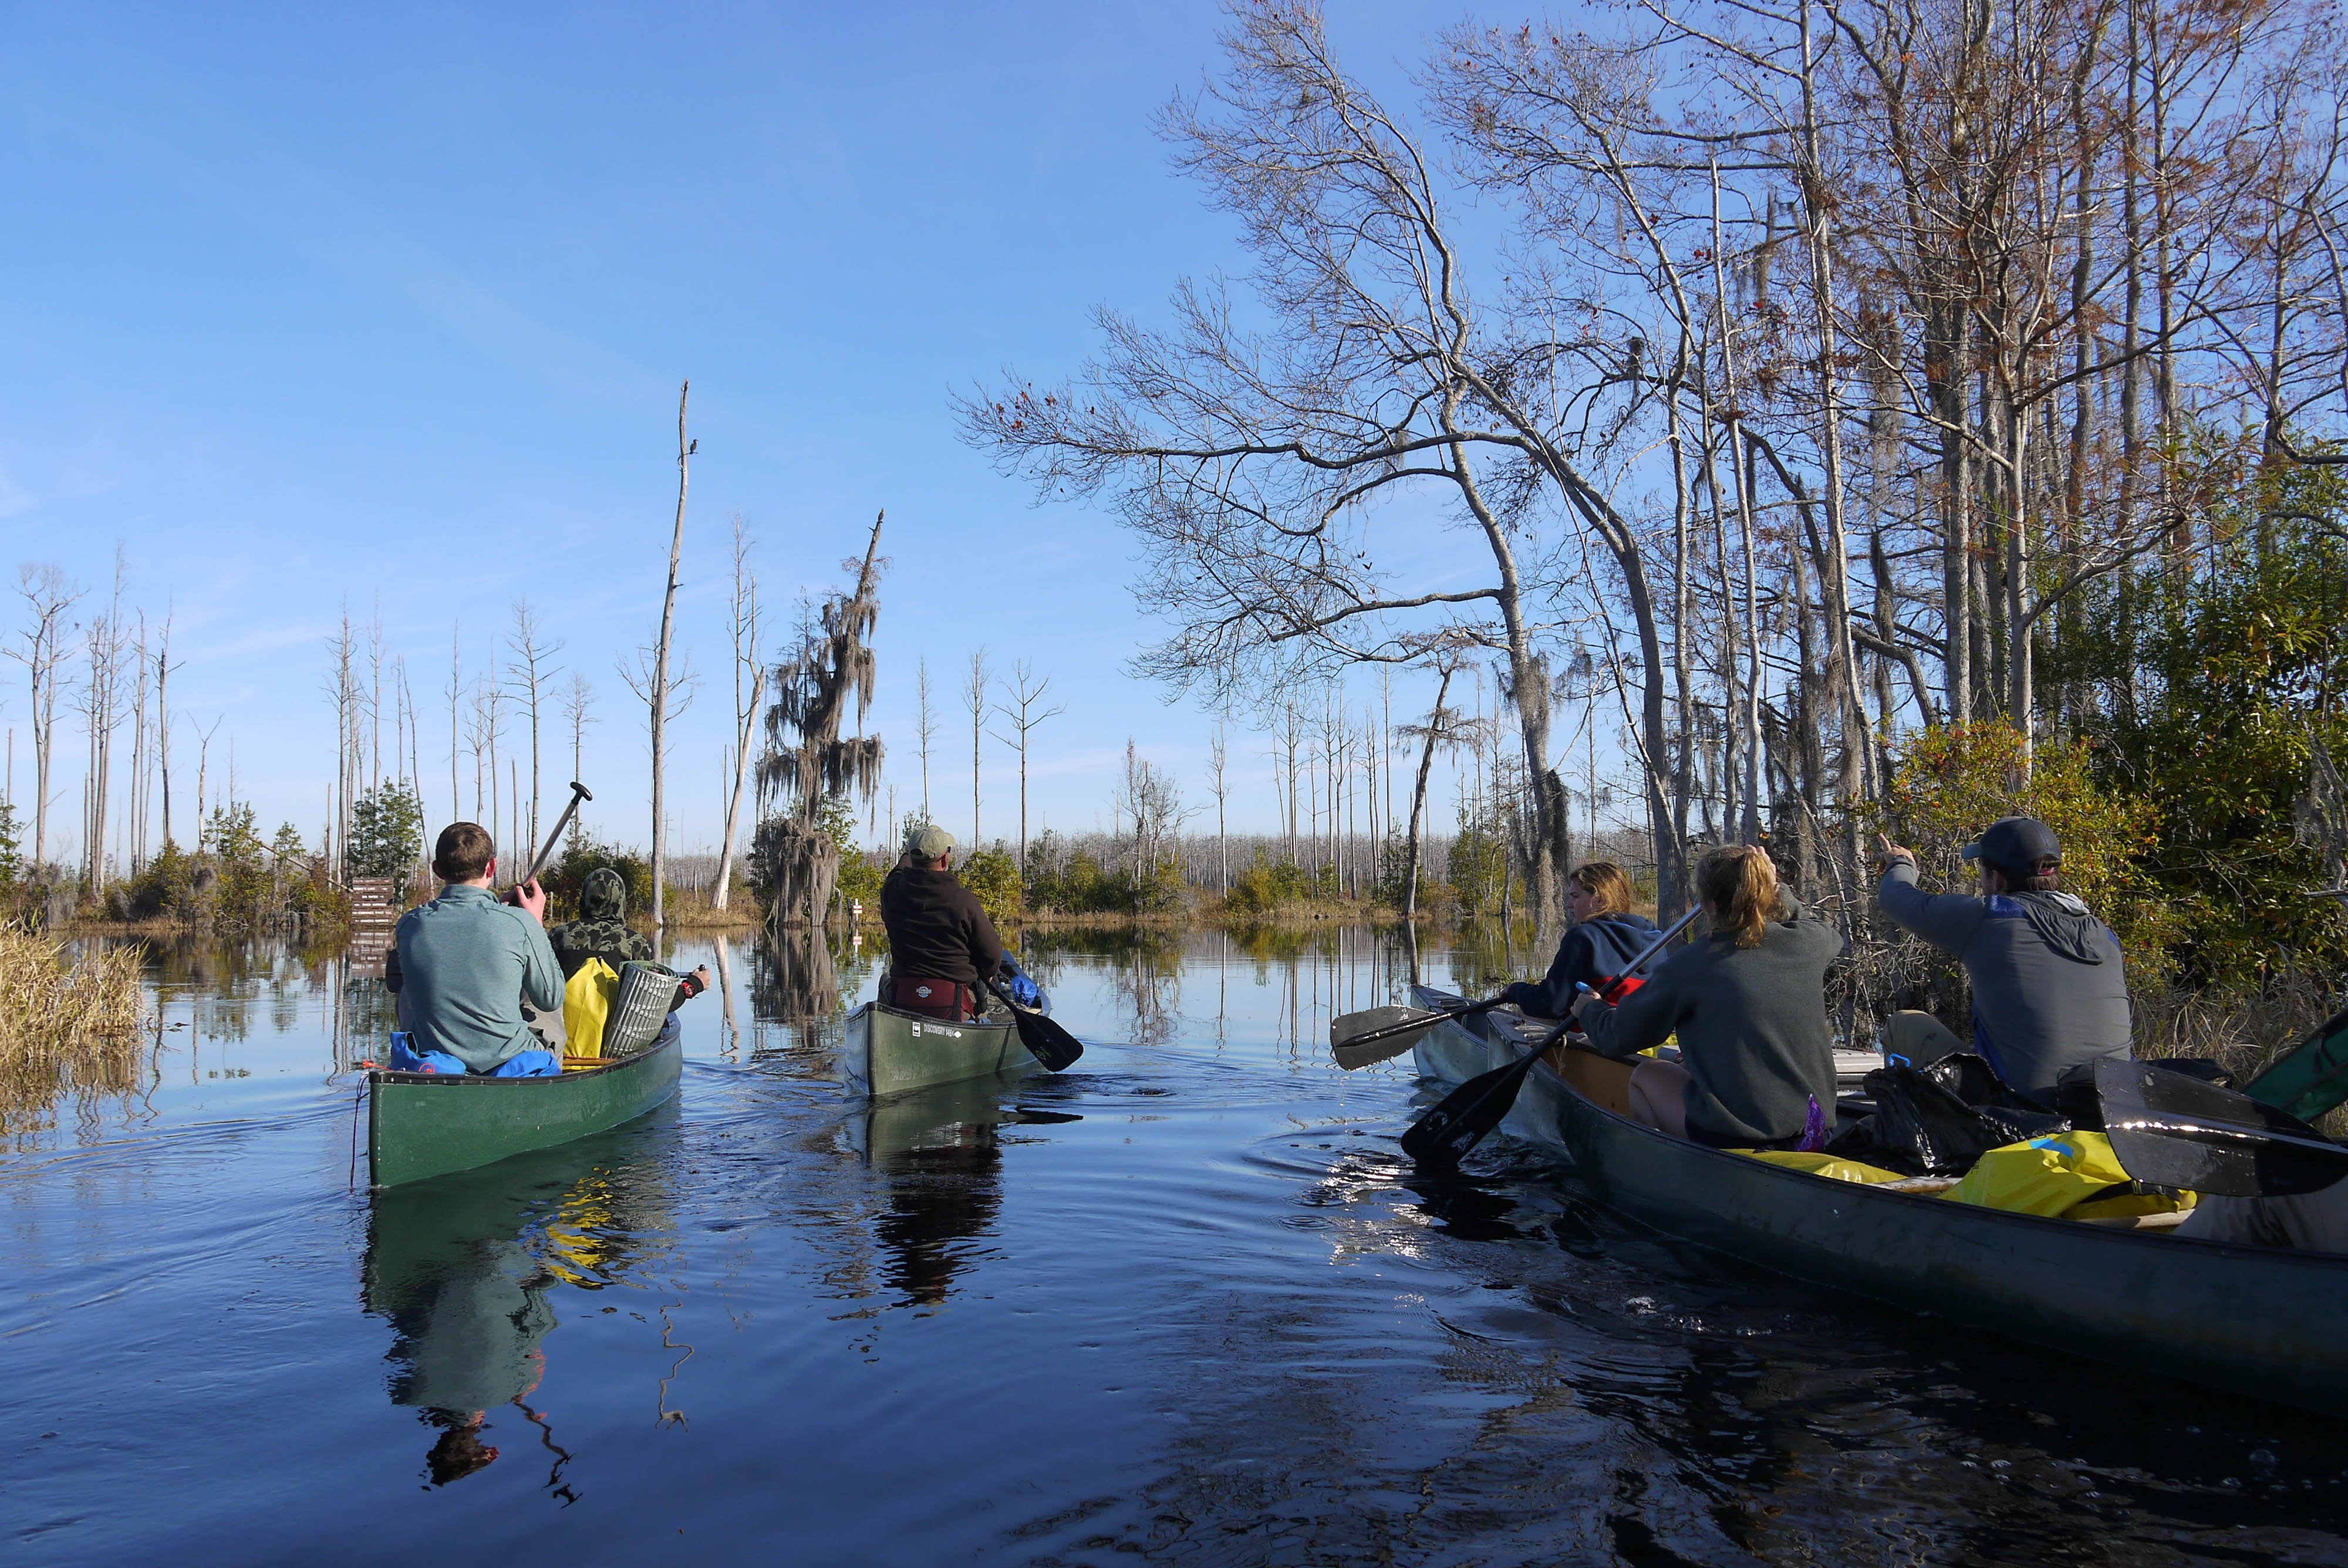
[0,925,149,1133]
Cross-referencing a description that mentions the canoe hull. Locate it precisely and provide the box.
[1409,986,2348,1416]
[842,1001,1033,1098]
[367,1033,683,1188]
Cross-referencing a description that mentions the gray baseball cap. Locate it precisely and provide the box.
[905,823,955,861]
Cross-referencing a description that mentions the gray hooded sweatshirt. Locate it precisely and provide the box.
[1877,862,2132,1103]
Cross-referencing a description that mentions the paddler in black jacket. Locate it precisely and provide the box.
[879,823,1005,1020]
[1499,861,1661,1019]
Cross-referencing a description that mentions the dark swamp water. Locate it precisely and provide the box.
[6,926,2348,1566]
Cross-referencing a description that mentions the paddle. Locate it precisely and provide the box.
[2095,1058,2348,1198]
[984,978,1084,1072]
[1331,996,1510,1070]
[1401,906,1701,1170]
[522,781,593,882]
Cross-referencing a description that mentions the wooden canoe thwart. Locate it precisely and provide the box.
[366,1029,684,1188]
[1406,984,2348,1417]
[842,1001,1036,1099]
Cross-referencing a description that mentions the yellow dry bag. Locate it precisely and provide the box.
[564,958,620,1061]
[1739,1150,1910,1184]
[1940,1131,2134,1216]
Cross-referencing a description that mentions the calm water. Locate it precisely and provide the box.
[5,926,2347,1566]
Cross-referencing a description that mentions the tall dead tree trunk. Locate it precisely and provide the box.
[714,516,764,912]
[649,381,689,930]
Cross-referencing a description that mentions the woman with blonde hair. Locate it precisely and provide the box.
[1573,844,1843,1146]
[1499,861,1661,1020]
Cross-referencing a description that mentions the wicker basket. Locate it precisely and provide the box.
[604,961,678,1056]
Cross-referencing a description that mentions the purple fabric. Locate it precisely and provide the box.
[1797,1093,1829,1153]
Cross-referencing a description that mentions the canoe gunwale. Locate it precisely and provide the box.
[365,1045,668,1090]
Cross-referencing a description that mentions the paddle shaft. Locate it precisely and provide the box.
[524,782,592,883]
[2106,1113,2348,1164]
[1340,996,1506,1053]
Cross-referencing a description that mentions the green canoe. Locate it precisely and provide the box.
[841,999,1034,1098]
[366,1029,684,1188]
[1408,984,2348,1417]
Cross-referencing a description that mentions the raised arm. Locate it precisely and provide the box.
[1877,857,1985,954]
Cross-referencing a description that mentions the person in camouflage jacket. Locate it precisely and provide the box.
[548,867,653,977]
[548,866,709,1003]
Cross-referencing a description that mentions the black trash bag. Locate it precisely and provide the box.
[1824,1052,2070,1177]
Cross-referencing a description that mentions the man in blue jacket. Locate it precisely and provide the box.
[384,822,565,1076]
[1875,816,2133,1105]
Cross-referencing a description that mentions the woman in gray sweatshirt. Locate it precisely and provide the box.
[1574,845,1843,1147]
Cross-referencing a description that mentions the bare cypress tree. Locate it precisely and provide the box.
[620,381,696,929]
[1207,720,1230,891]
[559,671,597,854]
[8,566,82,873]
[990,659,1064,875]
[915,656,937,819]
[963,647,989,847]
[506,597,563,854]
[714,515,765,911]
[154,612,180,850]
[445,620,463,829]
[366,603,385,792]
[754,513,886,929]
[72,552,129,894]
[1398,655,1475,922]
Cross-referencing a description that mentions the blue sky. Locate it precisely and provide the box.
[0,2,1519,864]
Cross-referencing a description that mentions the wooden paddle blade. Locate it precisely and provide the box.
[1332,1007,1442,1070]
[1332,997,1511,1069]
[1400,1050,1546,1168]
[1331,1005,1435,1049]
[1007,1003,1084,1072]
[1332,1003,1426,1043]
[2097,1059,2348,1198]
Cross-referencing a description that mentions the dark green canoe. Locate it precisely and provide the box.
[841,999,1033,1098]
[1408,984,2348,1417]
[366,1031,684,1188]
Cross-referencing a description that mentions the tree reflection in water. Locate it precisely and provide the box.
[360,1113,677,1493]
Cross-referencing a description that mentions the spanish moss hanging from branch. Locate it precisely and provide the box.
[752,513,886,930]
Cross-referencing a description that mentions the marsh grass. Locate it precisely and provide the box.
[2130,961,2346,1079]
[0,925,149,1134]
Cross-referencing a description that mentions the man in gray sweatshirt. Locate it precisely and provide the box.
[384,822,565,1076]
[1876,816,2132,1105]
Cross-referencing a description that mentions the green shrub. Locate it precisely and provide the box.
[1864,722,2174,966]
[1224,852,1311,917]
[959,847,1025,926]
